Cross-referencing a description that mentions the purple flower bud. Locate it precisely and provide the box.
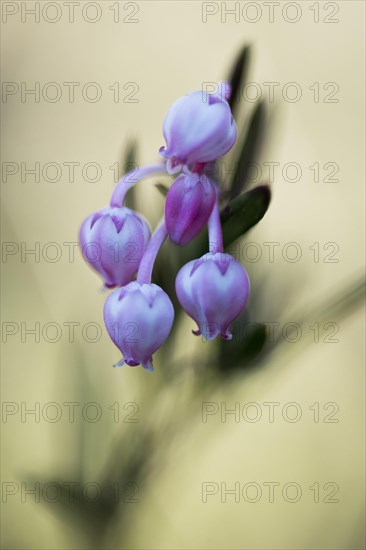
[79,206,150,288]
[175,253,250,340]
[104,282,174,372]
[165,173,216,245]
[159,86,237,168]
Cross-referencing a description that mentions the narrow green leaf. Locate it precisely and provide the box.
[227,45,251,118]
[221,185,271,247]
[121,141,138,209]
[122,140,137,175]
[230,101,266,199]
[155,182,169,197]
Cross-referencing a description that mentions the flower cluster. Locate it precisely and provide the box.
[80,83,250,371]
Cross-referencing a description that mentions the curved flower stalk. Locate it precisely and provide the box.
[80,80,259,371]
[110,163,166,208]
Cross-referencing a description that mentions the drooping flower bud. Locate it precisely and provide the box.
[175,252,250,340]
[165,173,216,245]
[159,85,237,170]
[79,206,150,288]
[104,281,174,372]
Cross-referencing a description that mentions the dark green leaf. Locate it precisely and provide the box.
[221,185,271,247]
[238,322,267,362]
[155,182,169,197]
[230,101,266,199]
[122,140,137,174]
[227,45,251,118]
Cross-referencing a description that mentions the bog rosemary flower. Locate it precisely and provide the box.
[79,206,150,288]
[165,172,216,245]
[103,221,174,371]
[104,282,174,372]
[176,252,250,340]
[159,84,237,173]
[175,197,250,340]
[80,80,255,372]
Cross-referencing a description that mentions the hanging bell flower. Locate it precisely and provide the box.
[104,281,174,372]
[175,252,250,340]
[165,172,216,245]
[79,206,150,288]
[159,84,237,172]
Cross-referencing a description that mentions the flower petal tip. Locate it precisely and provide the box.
[143,359,154,372]
[221,329,233,341]
[113,358,125,368]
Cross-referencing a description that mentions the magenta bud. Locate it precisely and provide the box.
[159,85,237,167]
[79,206,150,288]
[104,282,174,372]
[175,253,250,340]
[165,173,216,245]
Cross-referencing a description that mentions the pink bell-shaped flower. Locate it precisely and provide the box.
[104,281,174,372]
[165,173,216,245]
[175,252,250,340]
[79,206,150,288]
[159,85,237,171]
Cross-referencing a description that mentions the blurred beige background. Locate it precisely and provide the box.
[1,1,365,548]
